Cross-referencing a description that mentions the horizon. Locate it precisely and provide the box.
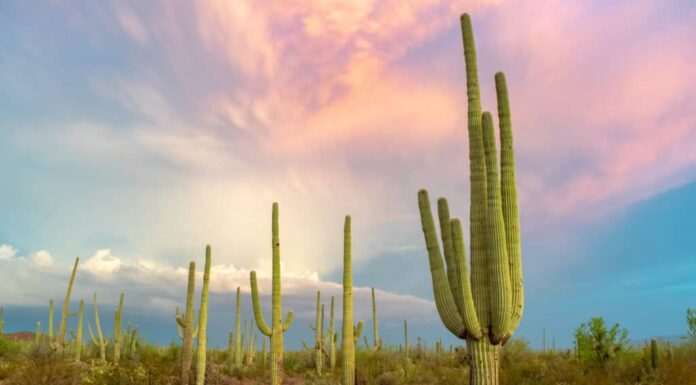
[1,1,695,352]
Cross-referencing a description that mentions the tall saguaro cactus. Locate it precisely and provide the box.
[404,320,409,360]
[90,293,107,361]
[177,261,197,384]
[417,13,524,385]
[56,257,79,351]
[341,215,365,385]
[234,286,243,368]
[250,203,294,385]
[113,293,124,364]
[75,299,84,362]
[310,291,325,374]
[328,296,336,371]
[195,245,212,385]
[369,287,380,351]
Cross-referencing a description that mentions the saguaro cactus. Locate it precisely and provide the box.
[250,203,294,385]
[113,293,124,364]
[56,257,79,352]
[75,299,84,362]
[195,245,211,385]
[341,216,365,385]
[90,293,108,361]
[404,320,409,359]
[310,291,325,374]
[35,321,42,346]
[328,296,337,371]
[0,308,4,336]
[417,13,524,385]
[368,287,380,351]
[177,261,198,384]
[48,300,54,341]
[234,286,243,368]
[651,338,659,371]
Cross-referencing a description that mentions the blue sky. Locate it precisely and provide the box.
[1,1,695,349]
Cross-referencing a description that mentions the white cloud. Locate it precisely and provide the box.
[30,250,54,267]
[0,244,18,260]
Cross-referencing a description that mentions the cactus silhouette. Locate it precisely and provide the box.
[417,13,523,385]
[250,203,294,385]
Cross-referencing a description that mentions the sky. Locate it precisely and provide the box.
[1,0,695,350]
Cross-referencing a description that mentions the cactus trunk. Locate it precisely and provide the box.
[404,320,409,359]
[195,246,211,385]
[113,293,124,364]
[57,257,79,352]
[328,296,336,371]
[234,286,243,368]
[416,13,524,385]
[179,261,196,384]
[371,287,379,351]
[250,203,294,385]
[342,215,356,385]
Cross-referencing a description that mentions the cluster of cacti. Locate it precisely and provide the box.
[417,13,524,385]
[250,203,294,385]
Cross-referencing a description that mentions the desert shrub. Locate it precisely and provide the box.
[574,316,629,368]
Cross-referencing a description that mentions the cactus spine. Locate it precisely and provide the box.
[195,245,211,385]
[56,257,79,352]
[234,286,243,368]
[417,14,523,385]
[73,299,84,362]
[178,261,197,384]
[250,203,294,385]
[113,293,124,364]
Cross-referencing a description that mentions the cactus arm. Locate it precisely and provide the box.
[450,218,483,338]
[495,72,523,335]
[363,335,370,350]
[195,245,211,385]
[354,320,364,342]
[88,323,97,344]
[176,315,186,328]
[302,341,312,350]
[249,271,273,336]
[437,199,467,319]
[461,13,491,334]
[417,190,468,338]
[482,111,512,342]
[282,312,293,331]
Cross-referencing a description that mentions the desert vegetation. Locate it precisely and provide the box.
[1,11,694,385]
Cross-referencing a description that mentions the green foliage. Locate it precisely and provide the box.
[686,308,696,341]
[574,317,629,367]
